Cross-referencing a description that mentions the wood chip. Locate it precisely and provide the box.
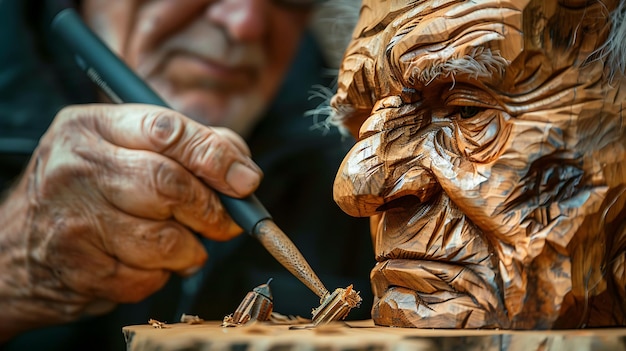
[148,319,167,329]
[180,314,204,324]
[269,312,310,325]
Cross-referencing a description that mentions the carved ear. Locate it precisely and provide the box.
[330,54,378,137]
[333,54,377,115]
[535,1,624,73]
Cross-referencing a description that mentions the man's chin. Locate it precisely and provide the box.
[373,286,500,328]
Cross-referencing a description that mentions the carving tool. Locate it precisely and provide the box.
[45,3,361,324]
[311,285,361,326]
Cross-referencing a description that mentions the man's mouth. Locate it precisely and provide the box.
[369,194,509,328]
[164,52,258,92]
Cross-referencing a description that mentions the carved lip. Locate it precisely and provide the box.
[371,258,500,310]
[374,194,492,266]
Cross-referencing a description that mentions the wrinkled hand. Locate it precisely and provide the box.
[0,104,262,340]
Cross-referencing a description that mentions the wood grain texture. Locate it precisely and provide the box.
[124,321,626,351]
[331,0,626,329]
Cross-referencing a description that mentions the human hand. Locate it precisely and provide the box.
[0,104,262,340]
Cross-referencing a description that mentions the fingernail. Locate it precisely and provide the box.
[245,157,263,174]
[226,161,261,196]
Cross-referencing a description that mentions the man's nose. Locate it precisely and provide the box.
[333,132,441,218]
[205,0,267,42]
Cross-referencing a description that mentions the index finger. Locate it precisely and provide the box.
[66,103,263,197]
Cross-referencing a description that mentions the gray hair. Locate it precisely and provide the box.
[310,0,361,69]
[305,0,361,134]
[600,1,626,78]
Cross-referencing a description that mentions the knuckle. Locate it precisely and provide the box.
[193,132,231,178]
[214,127,251,155]
[197,200,226,231]
[144,110,184,152]
[150,223,184,257]
[154,159,191,201]
[123,222,184,260]
[53,105,78,126]
[52,105,95,132]
[42,107,80,145]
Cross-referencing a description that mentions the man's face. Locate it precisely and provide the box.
[333,0,626,328]
[81,0,310,136]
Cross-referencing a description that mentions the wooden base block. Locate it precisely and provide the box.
[123,320,626,351]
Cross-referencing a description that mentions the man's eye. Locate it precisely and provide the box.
[459,106,481,119]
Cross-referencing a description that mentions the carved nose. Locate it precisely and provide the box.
[333,135,440,217]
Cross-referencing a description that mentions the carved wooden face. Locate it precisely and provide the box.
[332,0,626,329]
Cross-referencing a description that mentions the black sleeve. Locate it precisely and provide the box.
[0,0,95,190]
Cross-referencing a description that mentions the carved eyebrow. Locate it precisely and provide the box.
[404,47,509,87]
[383,2,523,87]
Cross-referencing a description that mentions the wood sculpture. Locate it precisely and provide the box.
[331,0,626,329]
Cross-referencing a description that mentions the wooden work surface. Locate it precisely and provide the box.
[123,320,626,351]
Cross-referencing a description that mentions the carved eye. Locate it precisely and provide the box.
[400,87,421,104]
[459,106,481,119]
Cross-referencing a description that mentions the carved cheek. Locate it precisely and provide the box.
[423,125,466,183]
[430,113,517,232]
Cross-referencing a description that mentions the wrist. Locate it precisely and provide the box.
[0,174,85,341]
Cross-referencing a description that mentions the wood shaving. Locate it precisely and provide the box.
[180,314,204,324]
[269,312,311,325]
[222,314,242,327]
[148,319,168,329]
